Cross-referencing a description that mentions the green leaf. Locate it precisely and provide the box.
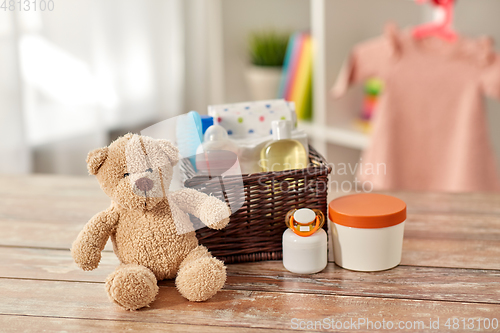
[248,30,290,67]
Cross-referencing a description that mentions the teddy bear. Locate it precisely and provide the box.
[71,133,231,310]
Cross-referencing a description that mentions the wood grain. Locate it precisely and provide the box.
[0,220,114,251]
[2,215,499,269]
[0,314,287,333]
[2,175,500,332]
[0,247,119,282]
[1,278,499,332]
[224,261,500,304]
[404,213,500,241]
[402,238,500,270]
[0,175,106,198]
[2,247,499,304]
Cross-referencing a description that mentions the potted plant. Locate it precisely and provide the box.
[246,30,289,100]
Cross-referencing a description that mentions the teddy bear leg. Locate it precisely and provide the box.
[105,263,159,311]
[175,245,226,302]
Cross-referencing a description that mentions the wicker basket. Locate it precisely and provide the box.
[181,146,331,264]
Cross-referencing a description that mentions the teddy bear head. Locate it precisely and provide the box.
[86,133,179,211]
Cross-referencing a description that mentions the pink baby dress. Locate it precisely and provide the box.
[333,23,500,192]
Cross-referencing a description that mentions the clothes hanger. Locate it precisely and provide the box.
[413,0,458,42]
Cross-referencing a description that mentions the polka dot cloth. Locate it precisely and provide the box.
[208,99,295,138]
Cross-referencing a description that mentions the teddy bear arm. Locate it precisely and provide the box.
[170,188,231,230]
[71,208,119,271]
[169,188,208,215]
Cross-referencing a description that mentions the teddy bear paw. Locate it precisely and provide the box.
[199,196,231,230]
[176,257,226,302]
[105,264,159,311]
[71,244,101,271]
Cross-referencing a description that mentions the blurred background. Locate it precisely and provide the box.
[1,0,499,190]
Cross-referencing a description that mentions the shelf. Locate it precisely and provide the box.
[298,120,370,150]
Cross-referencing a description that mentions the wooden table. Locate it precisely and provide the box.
[1,175,499,332]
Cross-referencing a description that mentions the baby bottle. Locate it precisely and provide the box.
[196,124,239,177]
[282,208,328,274]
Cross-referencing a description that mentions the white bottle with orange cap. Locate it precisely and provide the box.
[282,208,328,274]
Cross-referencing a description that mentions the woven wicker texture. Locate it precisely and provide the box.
[181,146,331,264]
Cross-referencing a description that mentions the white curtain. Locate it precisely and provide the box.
[0,12,31,173]
[0,0,184,174]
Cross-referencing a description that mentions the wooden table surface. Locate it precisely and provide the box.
[1,175,500,332]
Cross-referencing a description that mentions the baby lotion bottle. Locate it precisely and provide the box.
[260,120,308,172]
[282,208,328,274]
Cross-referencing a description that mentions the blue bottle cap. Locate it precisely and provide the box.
[201,115,214,134]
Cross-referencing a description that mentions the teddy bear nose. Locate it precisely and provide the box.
[135,177,154,192]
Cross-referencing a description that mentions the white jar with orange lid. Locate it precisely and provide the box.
[329,193,406,272]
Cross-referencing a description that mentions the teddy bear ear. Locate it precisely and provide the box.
[86,147,109,175]
[158,140,179,166]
